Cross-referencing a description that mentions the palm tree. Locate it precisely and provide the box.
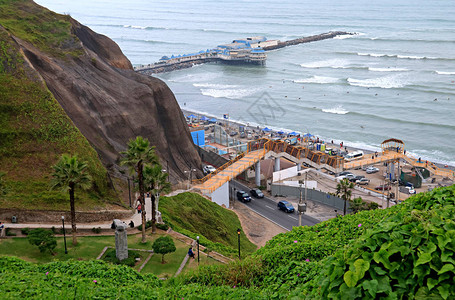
[51,154,92,245]
[349,197,367,213]
[144,164,171,233]
[120,136,158,243]
[336,178,354,215]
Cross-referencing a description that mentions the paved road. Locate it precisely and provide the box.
[230,180,319,231]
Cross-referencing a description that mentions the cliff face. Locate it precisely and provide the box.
[6,2,201,182]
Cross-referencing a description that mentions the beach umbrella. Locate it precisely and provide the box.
[209,118,217,123]
[304,133,313,138]
[187,114,197,118]
[200,116,209,121]
[277,130,284,134]
[288,131,298,136]
[263,127,272,132]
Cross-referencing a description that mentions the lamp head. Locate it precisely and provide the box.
[196,236,199,240]
[61,216,64,220]
[237,228,241,235]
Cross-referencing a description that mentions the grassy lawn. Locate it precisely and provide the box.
[140,237,189,278]
[183,252,220,273]
[0,230,198,277]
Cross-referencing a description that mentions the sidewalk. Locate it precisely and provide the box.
[3,196,155,230]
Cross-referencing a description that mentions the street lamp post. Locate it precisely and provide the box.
[237,228,241,260]
[61,216,68,254]
[196,236,200,264]
[185,169,197,190]
[299,183,303,226]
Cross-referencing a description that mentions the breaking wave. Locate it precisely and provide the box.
[322,105,349,115]
[368,67,408,72]
[300,59,349,69]
[293,76,340,84]
[347,74,408,89]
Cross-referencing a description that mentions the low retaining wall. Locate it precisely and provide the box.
[0,208,133,224]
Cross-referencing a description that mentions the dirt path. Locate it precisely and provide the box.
[232,203,286,248]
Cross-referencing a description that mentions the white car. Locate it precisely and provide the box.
[406,186,416,194]
[365,167,379,174]
[203,165,216,175]
[356,178,370,185]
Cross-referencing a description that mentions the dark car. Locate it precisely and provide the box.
[277,200,295,213]
[375,184,391,191]
[349,175,365,182]
[250,188,264,198]
[236,190,251,202]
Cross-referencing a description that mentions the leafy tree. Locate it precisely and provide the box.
[0,172,6,196]
[336,178,354,215]
[120,136,159,242]
[28,228,57,255]
[152,236,176,264]
[144,164,171,233]
[51,154,92,245]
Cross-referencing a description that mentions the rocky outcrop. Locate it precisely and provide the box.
[11,15,201,182]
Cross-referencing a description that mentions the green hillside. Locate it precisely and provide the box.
[0,0,119,209]
[160,192,258,256]
[1,185,454,298]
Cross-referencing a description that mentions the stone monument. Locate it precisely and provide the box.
[113,219,128,260]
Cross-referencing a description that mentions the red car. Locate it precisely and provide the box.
[375,185,391,191]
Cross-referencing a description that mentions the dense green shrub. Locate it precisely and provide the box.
[27,228,56,254]
[156,223,169,231]
[102,249,140,267]
[315,185,455,299]
[21,227,30,235]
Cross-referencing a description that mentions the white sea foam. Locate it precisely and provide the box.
[321,105,349,115]
[201,88,256,99]
[300,59,349,69]
[347,74,408,89]
[293,76,340,84]
[435,71,455,75]
[193,83,239,89]
[369,67,408,72]
[396,55,425,60]
[357,53,438,60]
[123,25,147,29]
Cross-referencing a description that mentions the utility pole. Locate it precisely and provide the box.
[298,183,303,227]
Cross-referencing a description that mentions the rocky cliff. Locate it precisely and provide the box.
[0,0,201,209]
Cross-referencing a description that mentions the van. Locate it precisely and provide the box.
[345,150,364,161]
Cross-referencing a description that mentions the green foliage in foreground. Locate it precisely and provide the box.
[160,192,257,257]
[1,186,455,299]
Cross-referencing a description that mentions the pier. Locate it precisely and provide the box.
[135,31,352,75]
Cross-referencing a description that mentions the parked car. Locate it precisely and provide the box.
[375,184,391,191]
[250,188,264,198]
[345,174,357,181]
[240,132,246,138]
[338,171,353,176]
[336,173,353,180]
[356,178,370,185]
[366,167,379,174]
[236,190,251,202]
[277,200,295,213]
[203,165,216,175]
[230,131,238,136]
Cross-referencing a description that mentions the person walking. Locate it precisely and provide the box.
[0,222,4,237]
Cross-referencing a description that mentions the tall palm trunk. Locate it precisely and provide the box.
[151,193,157,233]
[69,182,77,245]
[137,161,147,243]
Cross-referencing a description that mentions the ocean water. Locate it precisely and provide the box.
[36,0,455,165]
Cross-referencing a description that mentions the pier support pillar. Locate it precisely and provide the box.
[296,163,301,172]
[255,161,261,187]
[274,158,281,172]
